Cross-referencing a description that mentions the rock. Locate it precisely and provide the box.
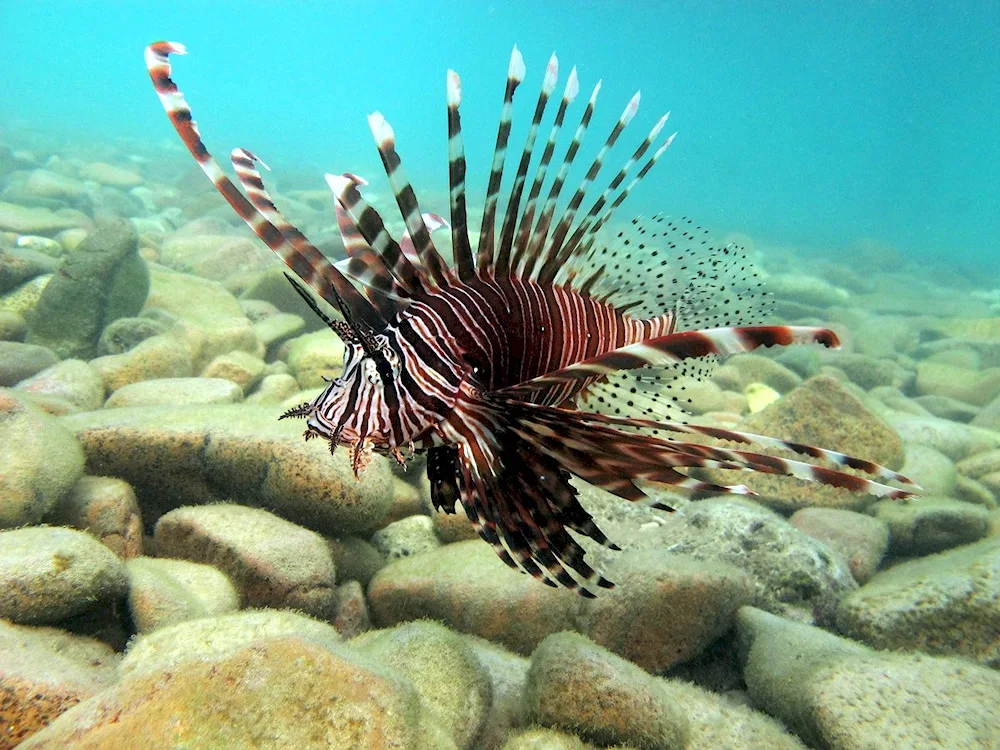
[159,234,273,280]
[325,535,386,586]
[78,162,143,188]
[523,632,689,749]
[915,360,1000,407]
[331,580,371,639]
[25,218,149,360]
[200,349,265,391]
[46,476,143,559]
[245,372,299,404]
[0,201,82,234]
[64,404,394,533]
[900,443,956,496]
[501,729,594,749]
[573,549,753,673]
[104,376,242,408]
[281,329,346,388]
[739,606,1000,748]
[0,526,127,624]
[953,474,997,509]
[0,341,58,386]
[95,315,168,355]
[972,393,1000,431]
[369,540,580,656]
[0,389,85,527]
[707,376,905,513]
[155,504,336,619]
[23,169,87,201]
[370,538,755,670]
[663,677,808,750]
[0,274,50,317]
[789,507,888,584]
[0,620,119,748]
[869,496,989,556]
[766,273,850,308]
[351,620,492,749]
[14,359,105,412]
[23,637,431,749]
[465,636,531,749]
[143,265,260,369]
[743,381,780,412]
[89,333,192,392]
[837,538,1000,666]
[0,246,57,294]
[596,495,858,626]
[239,265,331,333]
[955,448,1000,479]
[912,394,980,422]
[888,413,1000,461]
[0,310,26,341]
[713,353,803,393]
[372,515,442,560]
[820,352,903,390]
[120,608,342,678]
[125,556,239,633]
[431,501,480,544]
[252,311,305,349]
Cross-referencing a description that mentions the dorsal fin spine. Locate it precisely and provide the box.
[495,53,558,276]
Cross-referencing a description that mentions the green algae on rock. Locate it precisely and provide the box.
[25,217,149,360]
[62,403,394,534]
[0,389,84,527]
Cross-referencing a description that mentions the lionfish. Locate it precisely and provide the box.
[145,42,917,596]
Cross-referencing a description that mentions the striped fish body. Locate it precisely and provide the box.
[146,42,918,595]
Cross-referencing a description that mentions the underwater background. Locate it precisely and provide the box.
[3,0,999,273]
[1,1,1000,748]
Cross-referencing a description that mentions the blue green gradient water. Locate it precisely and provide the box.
[2,1,997,274]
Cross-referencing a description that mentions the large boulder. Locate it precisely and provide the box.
[62,404,394,533]
[0,389,84,527]
[738,606,1000,748]
[25,217,149,359]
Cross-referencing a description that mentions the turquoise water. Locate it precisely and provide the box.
[3,0,997,274]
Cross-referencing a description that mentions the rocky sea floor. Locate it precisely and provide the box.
[1,128,1000,749]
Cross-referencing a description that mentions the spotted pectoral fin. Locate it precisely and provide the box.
[500,325,840,399]
[506,399,919,503]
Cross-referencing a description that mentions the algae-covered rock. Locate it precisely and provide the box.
[0,526,127,624]
[14,358,105,412]
[125,556,239,633]
[155,504,336,619]
[738,606,1000,748]
[371,514,442,560]
[25,217,149,360]
[46,475,143,559]
[351,620,492,749]
[23,637,431,749]
[95,315,168,356]
[836,537,1000,666]
[573,548,754,673]
[368,540,579,656]
[0,620,119,748]
[0,389,85,527]
[89,333,193,392]
[120,608,341,678]
[63,404,394,533]
[524,631,689,749]
[104,376,242,408]
[789,507,888,584]
[869,495,989,555]
[0,341,58,387]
